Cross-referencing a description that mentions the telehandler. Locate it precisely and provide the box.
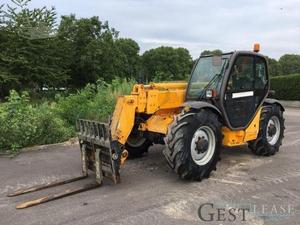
[9,44,285,209]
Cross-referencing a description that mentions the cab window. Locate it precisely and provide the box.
[255,57,267,89]
[227,56,254,92]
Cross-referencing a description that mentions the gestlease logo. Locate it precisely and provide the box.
[198,202,295,222]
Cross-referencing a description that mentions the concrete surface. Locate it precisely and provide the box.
[280,100,300,108]
[0,108,299,225]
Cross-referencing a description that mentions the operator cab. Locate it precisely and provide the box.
[186,44,269,130]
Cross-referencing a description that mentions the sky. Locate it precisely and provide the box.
[3,0,300,59]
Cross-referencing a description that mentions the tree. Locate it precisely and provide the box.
[57,15,117,87]
[279,54,300,75]
[141,46,193,82]
[58,16,140,87]
[266,57,282,77]
[0,0,69,97]
[200,49,223,56]
[115,38,140,79]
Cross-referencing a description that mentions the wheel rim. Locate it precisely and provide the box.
[266,116,280,145]
[127,135,146,147]
[190,126,216,166]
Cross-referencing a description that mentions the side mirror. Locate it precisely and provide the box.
[268,90,275,98]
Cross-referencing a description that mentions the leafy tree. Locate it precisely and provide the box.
[0,0,69,98]
[57,15,118,87]
[201,49,223,56]
[141,46,193,82]
[279,54,300,75]
[58,16,140,87]
[266,57,282,77]
[115,38,140,79]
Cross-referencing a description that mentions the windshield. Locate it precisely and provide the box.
[186,55,229,99]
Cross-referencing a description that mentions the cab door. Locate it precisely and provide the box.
[224,54,268,128]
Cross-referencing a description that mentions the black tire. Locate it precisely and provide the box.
[163,109,222,181]
[125,135,152,158]
[248,104,285,156]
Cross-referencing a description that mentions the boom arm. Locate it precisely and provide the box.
[110,83,187,145]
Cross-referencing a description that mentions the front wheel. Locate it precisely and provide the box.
[163,109,222,181]
[248,104,285,156]
[125,134,152,158]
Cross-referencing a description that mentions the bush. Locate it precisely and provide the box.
[54,78,135,124]
[0,78,135,153]
[0,91,74,153]
[89,78,135,121]
[54,84,97,126]
[34,103,74,145]
[270,74,300,100]
[0,91,39,153]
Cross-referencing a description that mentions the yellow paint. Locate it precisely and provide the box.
[131,82,186,114]
[222,108,262,146]
[148,82,187,90]
[243,108,262,142]
[110,96,137,144]
[110,82,187,144]
[139,109,180,134]
[222,127,245,146]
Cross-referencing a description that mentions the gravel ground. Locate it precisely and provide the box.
[0,107,299,225]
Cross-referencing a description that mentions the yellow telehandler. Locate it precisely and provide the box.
[9,44,285,209]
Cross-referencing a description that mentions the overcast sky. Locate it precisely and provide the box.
[4,0,300,59]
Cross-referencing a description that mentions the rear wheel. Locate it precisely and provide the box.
[163,109,222,181]
[125,134,152,158]
[248,104,285,156]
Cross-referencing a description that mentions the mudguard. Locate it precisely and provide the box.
[264,98,285,111]
[183,101,222,116]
